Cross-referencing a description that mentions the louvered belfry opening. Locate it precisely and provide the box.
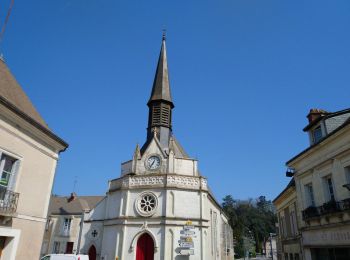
[148,102,172,129]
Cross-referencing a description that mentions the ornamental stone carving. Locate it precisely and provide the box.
[130,176,165,187]
[167,175,200,189]
[110,175,208,191]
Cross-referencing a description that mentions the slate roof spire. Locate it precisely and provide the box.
[147,31,174,108]
[145,33,174,149]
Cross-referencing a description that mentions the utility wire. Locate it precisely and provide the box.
[0,0,15,44]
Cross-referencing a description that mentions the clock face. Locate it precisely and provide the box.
[146,155,161,170]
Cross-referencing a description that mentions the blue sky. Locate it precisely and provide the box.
[1,0,350,201]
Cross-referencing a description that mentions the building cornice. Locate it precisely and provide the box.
[0,96,68,152]
[287,122,350,167]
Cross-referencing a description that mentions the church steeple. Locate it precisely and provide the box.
[146,33,174,149]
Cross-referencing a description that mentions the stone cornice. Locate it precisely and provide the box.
[108,174,208,192]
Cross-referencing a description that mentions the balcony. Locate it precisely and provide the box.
[0,189,19,215]
[302,206,319,220]
[302,198,350,221]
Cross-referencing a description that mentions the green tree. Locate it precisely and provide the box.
[222,195,277,257]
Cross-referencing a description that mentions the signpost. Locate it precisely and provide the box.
[178,220,196,256]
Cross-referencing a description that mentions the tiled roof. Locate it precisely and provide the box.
[0,59,48,129]
[48,195,104,215]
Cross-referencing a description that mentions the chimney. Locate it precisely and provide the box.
[307,109,328,123]
[67,192,77,203]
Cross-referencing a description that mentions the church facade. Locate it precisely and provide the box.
[79,36,234,260]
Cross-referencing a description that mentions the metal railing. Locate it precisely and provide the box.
[0,189,19,214]
[302,198,350,221]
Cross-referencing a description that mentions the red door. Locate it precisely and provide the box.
[65,242,73,254]
[136,233,154,260]
[88,245,97,260]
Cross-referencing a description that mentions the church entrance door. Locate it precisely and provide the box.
[88,245,97,260]
[136,233,154,260]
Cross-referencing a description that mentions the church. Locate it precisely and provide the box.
[78,35,234,260]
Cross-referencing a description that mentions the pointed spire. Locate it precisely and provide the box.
[147,33,174,108]
[133,144,141,160]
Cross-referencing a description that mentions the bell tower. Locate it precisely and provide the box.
[146,32,174,149]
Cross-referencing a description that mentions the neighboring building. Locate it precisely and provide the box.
[41,193,104,257]
[0,57,68,259]
[264,235,277,260]
[285,108,350,260]
[273,179,301,260]
[78,35,234,260]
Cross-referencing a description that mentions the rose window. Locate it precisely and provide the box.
[136,192,158,217]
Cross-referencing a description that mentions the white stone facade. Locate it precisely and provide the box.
[79,137,234,260]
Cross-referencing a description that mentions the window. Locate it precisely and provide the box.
[0,154,17,198]
[279,213,287,238]
[312,126,323,143]
[345,166,350,184]
[53,241,60,254]
[324,176,335,201]
[62,218,72,236]
[45,218,51,231]
[290,210,297,235]
[305,184,315,207]
[135,192,158,217]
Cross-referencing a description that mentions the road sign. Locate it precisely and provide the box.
[184,225,195,230]
[180,230,196,235]
[179,242,194,248]
[179,249,194,255]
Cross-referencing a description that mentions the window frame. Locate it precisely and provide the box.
[53,241,60,254]
[344,166,350,184]
[305,183,315,207]
[0,149,21,193]
[62,218,72,236]
[323,175,335,202]
[312,126,323,143]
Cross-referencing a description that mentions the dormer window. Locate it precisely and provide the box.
[312,126,323,144]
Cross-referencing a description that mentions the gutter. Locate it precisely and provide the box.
[0,96,69,151]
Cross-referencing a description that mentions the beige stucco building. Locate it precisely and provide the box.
[273,178,301,260]
[284,108,350,260]
[0,58,68,259]
[41,193,103,258]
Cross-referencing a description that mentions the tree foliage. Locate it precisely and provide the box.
[222,195,277,257]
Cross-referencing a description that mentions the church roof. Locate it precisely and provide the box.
[147,34,174,107]
[170,136,189,158]
[48,194,104,215]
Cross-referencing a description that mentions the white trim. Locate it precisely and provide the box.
[0,123,59,160]
[135,192,158,217]
[129,229,158,252]
[0,227,21,260]
[15,214,46,223]
[0,147,23,160]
